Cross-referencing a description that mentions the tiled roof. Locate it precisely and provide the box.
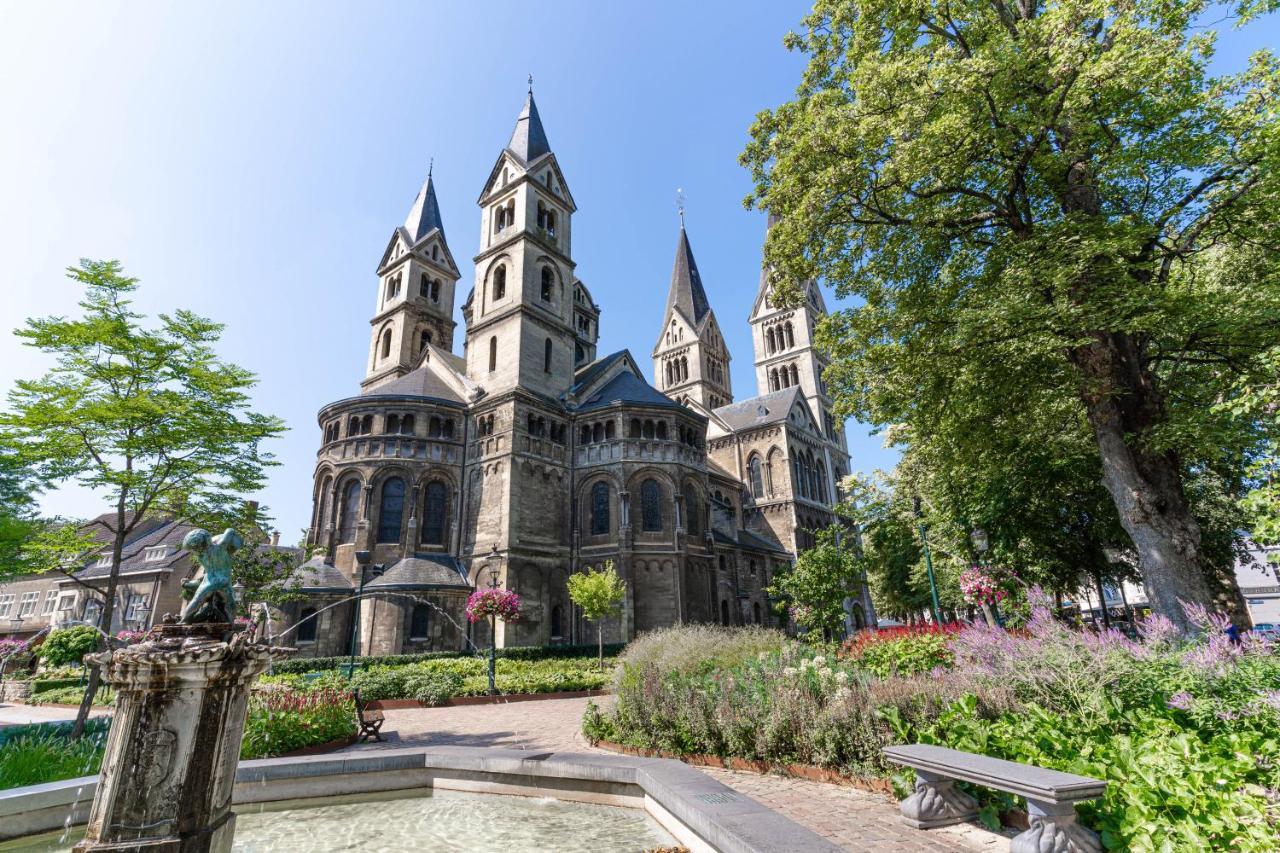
[295,557,354,593]
[713,528,789,554]
[507,91,551,164]
[576,370,685,413]
[366,555,471,589]
[712,388,801,432]
[570,350,628,395]
[665,226,712,326]
[364,365,466,403]
[74,519,194,579]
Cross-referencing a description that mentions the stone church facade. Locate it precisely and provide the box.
[289,90,870,656]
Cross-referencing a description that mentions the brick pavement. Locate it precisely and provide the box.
[342,696,1009,851]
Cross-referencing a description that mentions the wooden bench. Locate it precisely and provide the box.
[353,690,385,743]
[883,744,1107,853]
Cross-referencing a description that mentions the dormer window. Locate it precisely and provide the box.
[95,554,111,568]
[144,546,169,562]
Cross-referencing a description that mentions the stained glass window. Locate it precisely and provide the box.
[377,478,405,543]
[748,456,764,498]
[641,479,662,532]
[337,480,362,544]
[590,481,610,535]
[423,481,447,544]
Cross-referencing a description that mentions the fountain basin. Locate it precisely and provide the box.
[0,746,841,853]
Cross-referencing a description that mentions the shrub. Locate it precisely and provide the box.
[269,642,626,675]
[29,683,114,706]
[402,670,463,705]
[240,688,355,759]
[36,626,100,667]
[840,625,960,677]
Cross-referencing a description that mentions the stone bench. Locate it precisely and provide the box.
[883,744,1107,853]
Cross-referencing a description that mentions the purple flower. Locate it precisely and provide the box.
[1166,691,1194,711]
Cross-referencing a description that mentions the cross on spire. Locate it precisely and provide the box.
[676,187,687,228]
[528,73,533,94]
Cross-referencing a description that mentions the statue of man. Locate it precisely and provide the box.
[179,528,243,624]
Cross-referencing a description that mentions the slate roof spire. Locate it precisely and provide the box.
[404,168,445,243]
[507,87,551,164]
[665,223,712,325]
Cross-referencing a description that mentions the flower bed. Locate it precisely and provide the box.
[268,642,626,675]
[585,602,1280,851]
[240,687,356,759]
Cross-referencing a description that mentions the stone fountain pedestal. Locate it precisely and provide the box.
[74,622,292,853]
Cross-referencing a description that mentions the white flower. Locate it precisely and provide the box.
[757,651,768,661]
[820,667,834,679]
[835,671,850,685]
[812,655,827,667]
[782,667,798,677]
[800,658,813,669]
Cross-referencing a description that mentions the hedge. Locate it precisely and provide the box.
[270,642,627,675]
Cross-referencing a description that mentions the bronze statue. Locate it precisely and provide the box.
[179,528,243,624]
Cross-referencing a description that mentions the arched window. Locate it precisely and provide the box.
[315,475,333,532]
[488,336,498,372]
[420,273,430,299]
[443,419,454,439]
[381,329,392,360]
[337,480,362,544]
[816,462,828,504]
[785,322,795,348]
[377,478,405,543]
[428,416,441,438]
[753,602,761,624]
[348,416,359,436]
[551,605,563,639]
[493,265,507,301]
[297,607,318,643]
[540,266,554,302]
[544,338,553,373]
[629,419,641,439]
[361,414,373,434]
[401,414,415,435]
[422,481,447,544]
[580,425,592,444]
[748,455,764,498]
[431,279,441,302]
[640,479,662,532]
[720,599,730,626]
[656,421,668,441]
[686,493,701,537]
[605,421,615,440]
[767,328,776,354]
[790,364,800,386]
[385,414,400,434]
[409,604,430,640]
[642,420,654,439]
[590,481,610,536]
[419,329,431,353]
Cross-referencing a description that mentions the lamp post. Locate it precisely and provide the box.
[912,498,943,625]
[970,527,1001,627]
[484,545,502,695]
[347,550,372,679]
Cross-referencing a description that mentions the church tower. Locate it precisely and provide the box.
[362,169,461,392]
[652,220,732,410]
[463,87,579,398]
[750,213,850,465]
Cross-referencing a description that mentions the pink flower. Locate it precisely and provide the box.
[465,588,522,624]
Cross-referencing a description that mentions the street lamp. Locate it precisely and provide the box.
[970,527,1002,627]
[912,498,943,625]
[484,544,501,695]
[346,550,372,679]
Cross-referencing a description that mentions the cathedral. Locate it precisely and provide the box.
[288,89,869,657]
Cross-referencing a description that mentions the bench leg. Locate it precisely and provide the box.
[899,770,979,829]
[1011,799,1101,853]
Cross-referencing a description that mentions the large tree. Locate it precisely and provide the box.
[743,0,1280,632]
[2,260,284,735]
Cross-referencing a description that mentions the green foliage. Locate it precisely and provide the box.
[239,688,355,759]
[36,626,100,668]
[29,684,115,706]
[839,628,956,678]
[767,525,858,637]
[0,730,106,790]
[268,643,626,675]
[743,0,1280,629]
[568,562,627,669]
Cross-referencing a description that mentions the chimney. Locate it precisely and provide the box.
[270,531,280,547]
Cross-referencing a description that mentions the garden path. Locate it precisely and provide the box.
[0,703,111,727]
[341,696,1010,852]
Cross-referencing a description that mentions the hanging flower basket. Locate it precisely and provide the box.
[959,565,1012,606]
[465,588,522,624]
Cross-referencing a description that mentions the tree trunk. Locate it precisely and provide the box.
[1071,333,1249,633]
[71,515,125,739]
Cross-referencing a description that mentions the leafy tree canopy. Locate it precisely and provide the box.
[769,525,860,637]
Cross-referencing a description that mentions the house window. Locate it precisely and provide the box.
[423,481,448,544]
[337,480,362,544]
[143,546,168,562]
[377,478,406,543]
[640,479,662,532]
[57,594,76,612]
[126,594,149,624]
[19,591,39,617]
[43,589,58,614]
[493,265,506,301]
[590,481,610,536]
[0,594,13,618]
[544,338,553,373]
[297,607,318,643]
[540,266,554,301]
[489,336,498,372]
[409,604,430,640]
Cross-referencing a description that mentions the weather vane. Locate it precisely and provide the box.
[676,187,686,227]
[528,73,533,94]
[428,156,433,178]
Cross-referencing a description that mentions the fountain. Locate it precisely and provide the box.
[70,528,292,853]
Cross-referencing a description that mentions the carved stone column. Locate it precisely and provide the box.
[1011,799,1102,853]
[898,770,979,829]
[74,624,292,853]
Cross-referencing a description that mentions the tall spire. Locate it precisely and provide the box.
[507,87,551,164]
[665,224,712,326]
[404,169,445,243]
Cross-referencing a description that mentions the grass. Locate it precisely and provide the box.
[0,732,106,789]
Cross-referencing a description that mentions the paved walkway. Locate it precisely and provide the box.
[0,702,110,727]
[342,697,1009,852]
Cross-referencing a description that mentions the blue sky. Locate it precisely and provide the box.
[1,2,1274,540]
